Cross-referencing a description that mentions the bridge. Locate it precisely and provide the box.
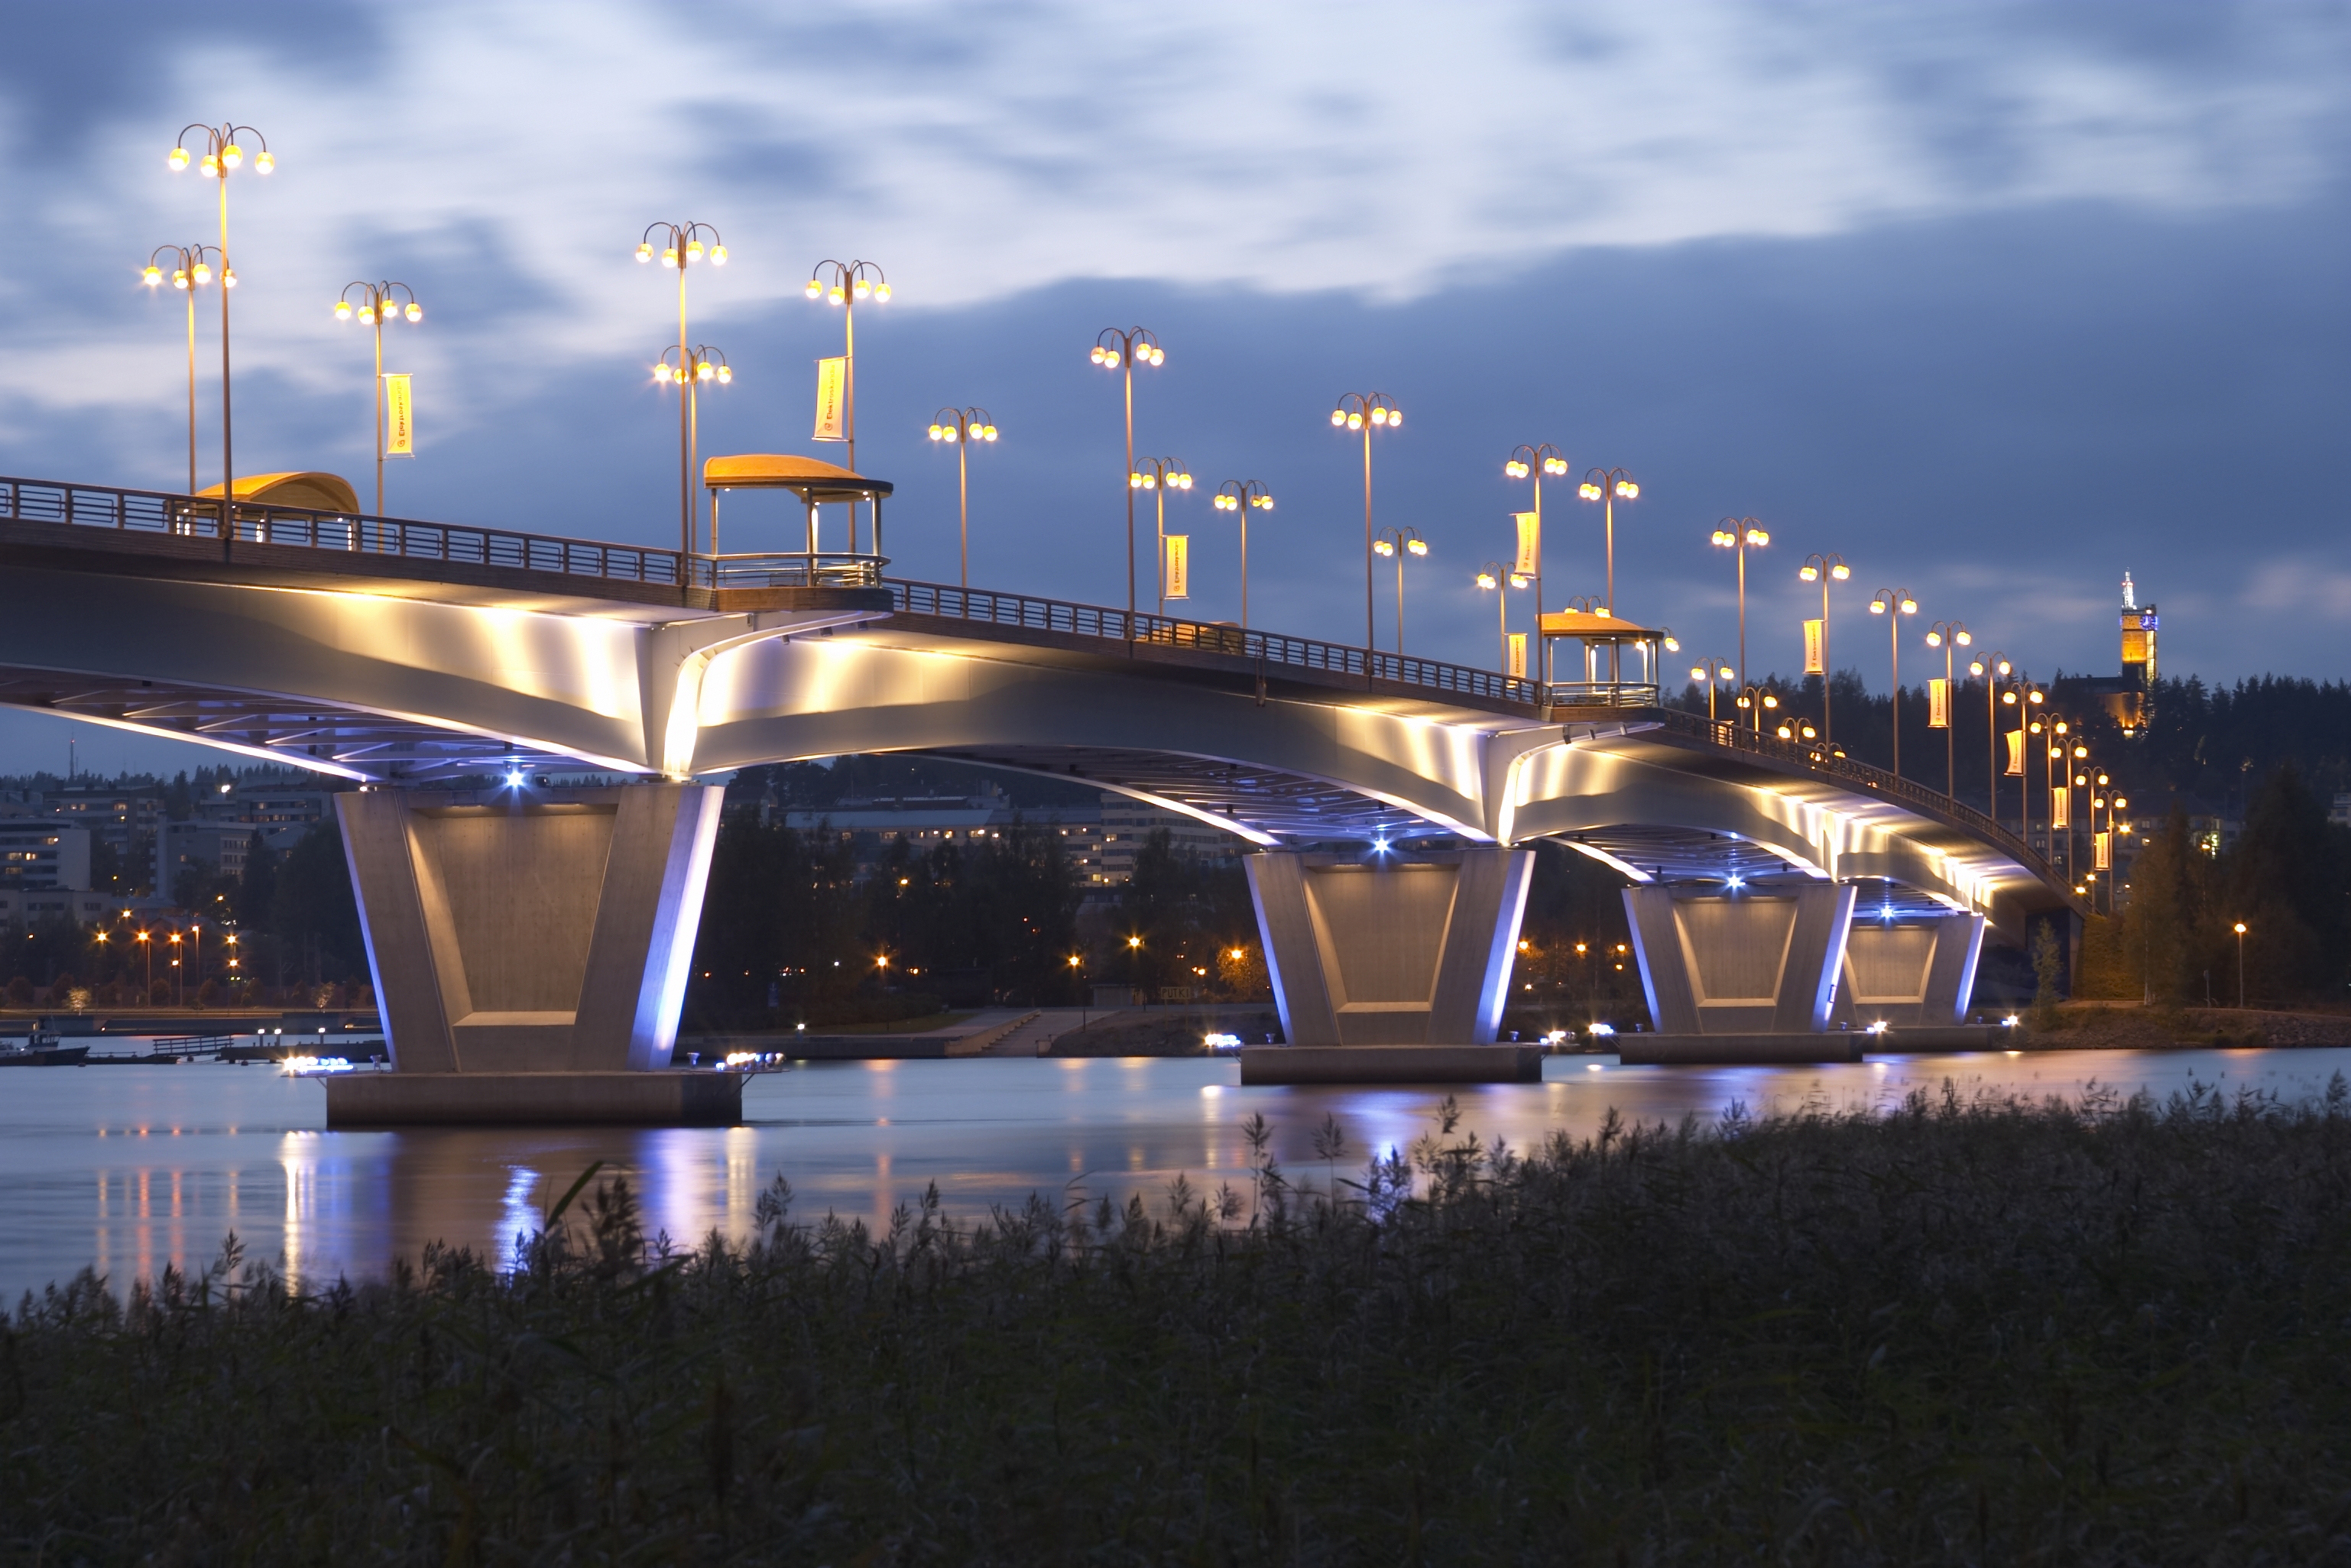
[0,470,2080,1119]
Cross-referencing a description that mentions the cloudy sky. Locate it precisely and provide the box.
[0,1,2345,776]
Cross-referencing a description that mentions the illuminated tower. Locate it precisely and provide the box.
[2116,572,2157,733]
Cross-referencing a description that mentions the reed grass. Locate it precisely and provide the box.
[9,1078,2351,1563]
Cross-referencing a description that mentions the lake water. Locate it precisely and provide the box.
[5,1048,2345,1304]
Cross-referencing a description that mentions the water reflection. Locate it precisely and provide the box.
[2,1048,2344,1299]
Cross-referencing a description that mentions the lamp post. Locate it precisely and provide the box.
[2234,920,2247,1007]
[1474,562,1530,677]
[2090,777,2127,915]
[1505,445,1567,679]
[926,407,997,589]
[1371,526,1428,655]
[637,222,728,559]
[1709,518,1769,688]
[1130,458,1194,618]
[140,244,220,497]
[1923,620,1972,799]
[332,281,423,516]
[806,259,887,470]
[1866,588,1919,776]
[1735,685,1780,734]
[1796,553,1850,741]
[1979,653,2013,820]
[1094,329,1165,624]
[167,123,273,522]
[1688,657,1736,723]
[2067,741,2092,886]
[1333,393,1403,655]
[2016,682,2045,840]
[652,345,731,554]
[1578,467,1639,685]
[1213,480,1274,628]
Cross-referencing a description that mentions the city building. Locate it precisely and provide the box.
[2330,792,2350,829]
[154,822,259,903]
[0,888,117,926]
[783,789,1111,882]
[38,784,167,854]
[0,824,92,890]
[2054,572,2159,734]
[1098,793,1245,882]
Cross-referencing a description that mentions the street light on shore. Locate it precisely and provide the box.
[1094,329,1165,624]
[1710,519,1769,688]
[1505,445,1567,679]
[2234,921,2248,1007]
[141,242,220,497]
[334,280,423,516]
[1867,588,1919,776]
[1796,553,1850,740]
[167,121,272,520]
[1333,393,1403,654]
[928,407,997,589]
[1924,620,1971,799]
[637,221,728,558]
[1372,526,1428,655]
[1213,480,1274,628]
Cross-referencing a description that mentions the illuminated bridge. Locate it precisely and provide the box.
[0,470,2082,1113]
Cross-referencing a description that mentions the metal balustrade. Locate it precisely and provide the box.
[0,472,2065,887]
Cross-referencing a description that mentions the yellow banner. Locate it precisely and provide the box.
[1513,511,1539,578]
[2094,830,2111,870]
[1507,632,1527,680]
[813,357,847,442]
[2051,789,2071,831]
[1928,676,1950,729]
[382,373,413,456]
[2006,731,2025,776]
[1163,533,1188,599]
[1803,617,1824,675]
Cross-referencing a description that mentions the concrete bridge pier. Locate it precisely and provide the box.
[1834,912,1987,1029]
[1622,883,1857,1035]
[1245,847,1535,1046]
[323,782,740,1126]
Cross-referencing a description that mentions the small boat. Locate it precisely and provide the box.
[0,1030,91,1067]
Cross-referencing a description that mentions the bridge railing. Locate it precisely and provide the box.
[887,578,1663,708]
[1652,708,2060,878]
[711,552,886,588]
[0,475,696,590]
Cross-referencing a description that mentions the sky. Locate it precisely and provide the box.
[0,0,2345,778]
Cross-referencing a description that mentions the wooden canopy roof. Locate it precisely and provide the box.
[702,454,893,501]
[1538,609,1664,643]
[195,471,361,513]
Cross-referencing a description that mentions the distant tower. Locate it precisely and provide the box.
[2116,572,2158,733]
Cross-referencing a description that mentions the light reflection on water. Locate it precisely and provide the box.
[3,1048,2344,1301]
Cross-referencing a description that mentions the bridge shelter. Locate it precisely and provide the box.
[1539,608,1668,700]
[703,454,891,588]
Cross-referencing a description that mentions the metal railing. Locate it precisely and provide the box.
[710,552,887,589]
[0,473,694,589]
[887,578,1662,708]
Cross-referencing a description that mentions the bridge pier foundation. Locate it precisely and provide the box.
[1245,847,1534,1045]
[1623,883,1857,1035]
[1834,912,1987,1029]
[325,782,731,1125]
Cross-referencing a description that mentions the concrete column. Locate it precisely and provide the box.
[336,782,723,1074]
[1245,847,1534,1045]
[1623,883,1856,1035]
[1836,910,1987,1027]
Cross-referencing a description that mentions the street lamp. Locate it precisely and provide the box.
[652,344,731,553]
[1371,526,1428,656]
[1709,518,1769,688]
[637,221,728,559]
[1130,457,1195,618]
[806,259,887,472]
[1688,656,1737,723]
[1979,653,2013,821]
[1475,562,1531,678]
[926,407,998,590]
[1505,445,1567,680]
[1796,553,1850,741]
[1094,329,1166,625]
[1735,685,1780,734]
[333,280,423,516]
[1923,620,1972,799]
[1866,588,1919,776]
[141,243,220,497]
[1578,467,1639,685]
[1213,480,1274,628]
[2014,682,2045,840]
[2234,920,2248,1007]
[167,122,273,523]
[1333,393,1403,655]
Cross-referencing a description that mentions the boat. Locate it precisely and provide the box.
[0,1029,91,1066]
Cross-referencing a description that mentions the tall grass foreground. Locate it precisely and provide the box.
[9,1081,2351,1563]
